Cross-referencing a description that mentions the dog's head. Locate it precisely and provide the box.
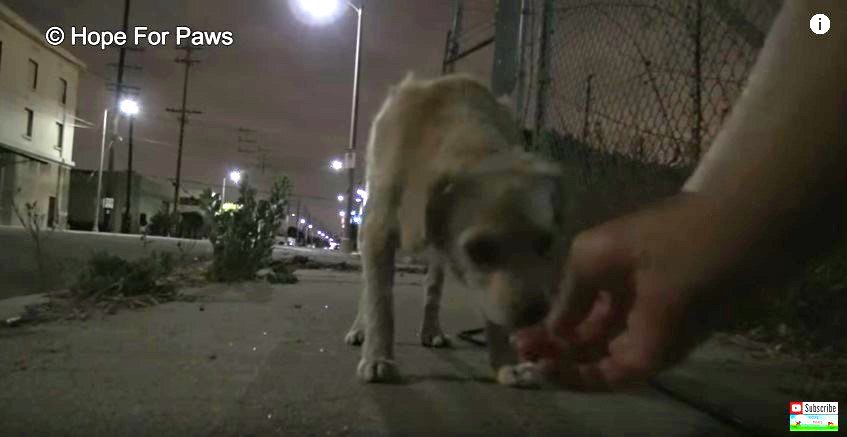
[427,154,565,329]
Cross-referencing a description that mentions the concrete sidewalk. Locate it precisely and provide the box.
[0,269,796,436]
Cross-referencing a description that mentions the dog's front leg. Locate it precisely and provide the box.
[420,258,450,347]
[485,320,541,388]
[357,213,400,383]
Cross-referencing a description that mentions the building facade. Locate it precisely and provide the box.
[68,170,175,234]
[0,3,85,228]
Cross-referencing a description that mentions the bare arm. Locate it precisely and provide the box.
[515,2,847,389]
[685,0,847,260]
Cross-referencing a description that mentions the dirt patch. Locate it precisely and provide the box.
[4,260,212,327]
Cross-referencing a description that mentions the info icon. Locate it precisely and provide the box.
[790,402,803,414]
[810,14,830,35]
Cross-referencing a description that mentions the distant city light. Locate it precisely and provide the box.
[300,218,306,224]
[308,224,314,229]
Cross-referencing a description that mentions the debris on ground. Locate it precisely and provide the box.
[3,258,211,328]
[274,255,427,274]
[256,262,299,285]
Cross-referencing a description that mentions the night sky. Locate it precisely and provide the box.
[4,0,492,233]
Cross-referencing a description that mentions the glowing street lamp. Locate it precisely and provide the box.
[292,0,343,23]
[119,98,140,116]
[330,160,344,171]
[297,0,365,253]
[221,170,242,203]
[337,194,344,202]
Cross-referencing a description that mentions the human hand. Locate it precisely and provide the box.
[515,193,752,390]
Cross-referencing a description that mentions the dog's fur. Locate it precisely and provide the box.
[344,74,566,386]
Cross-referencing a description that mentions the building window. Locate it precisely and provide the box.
[59,78,68,104]
[25,108,34,138]
[28,59,38,90]
[56,122,64,150]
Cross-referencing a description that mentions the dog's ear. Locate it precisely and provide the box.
[426,175,457,250]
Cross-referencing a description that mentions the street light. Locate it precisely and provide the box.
[119,98,140,116]
[221,169,242,203]
[337,194,344,202]
[330,159,344,172]
[120,98,140,234]
[94,99,141,233]
[299,0,365,253]
[292,0,343,23]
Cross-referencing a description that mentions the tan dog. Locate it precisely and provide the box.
[344,74,566,387]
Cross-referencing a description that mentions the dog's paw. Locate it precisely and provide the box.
[420,331,451,348]
[357,358,399,383]
[496,362,542,389]
[344,328,364,346]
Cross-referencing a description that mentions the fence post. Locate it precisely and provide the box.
[442,0,464,74]
[582,74,594,143]
[514,0,532,128]
[532,0,553,154]
[491,0,523,98]
[690,0,703,162]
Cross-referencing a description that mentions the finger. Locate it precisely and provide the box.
[546,231,632,338]
[598,298,679,387]
[512,325,567,363]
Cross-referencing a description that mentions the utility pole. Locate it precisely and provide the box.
[295,197,302,246]
[104,0,134,232]
[167,46,203,227]
[121,116,135,233]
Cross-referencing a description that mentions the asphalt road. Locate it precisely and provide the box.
[0,268,745,436]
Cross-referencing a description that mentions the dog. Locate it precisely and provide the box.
[344,74,567,387]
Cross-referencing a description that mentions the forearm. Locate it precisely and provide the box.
[684,0,847,254]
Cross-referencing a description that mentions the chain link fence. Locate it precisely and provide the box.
[510,0,781,228]
[441,0,497,78]
[529,0,780,167]
[443,1,782,227]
